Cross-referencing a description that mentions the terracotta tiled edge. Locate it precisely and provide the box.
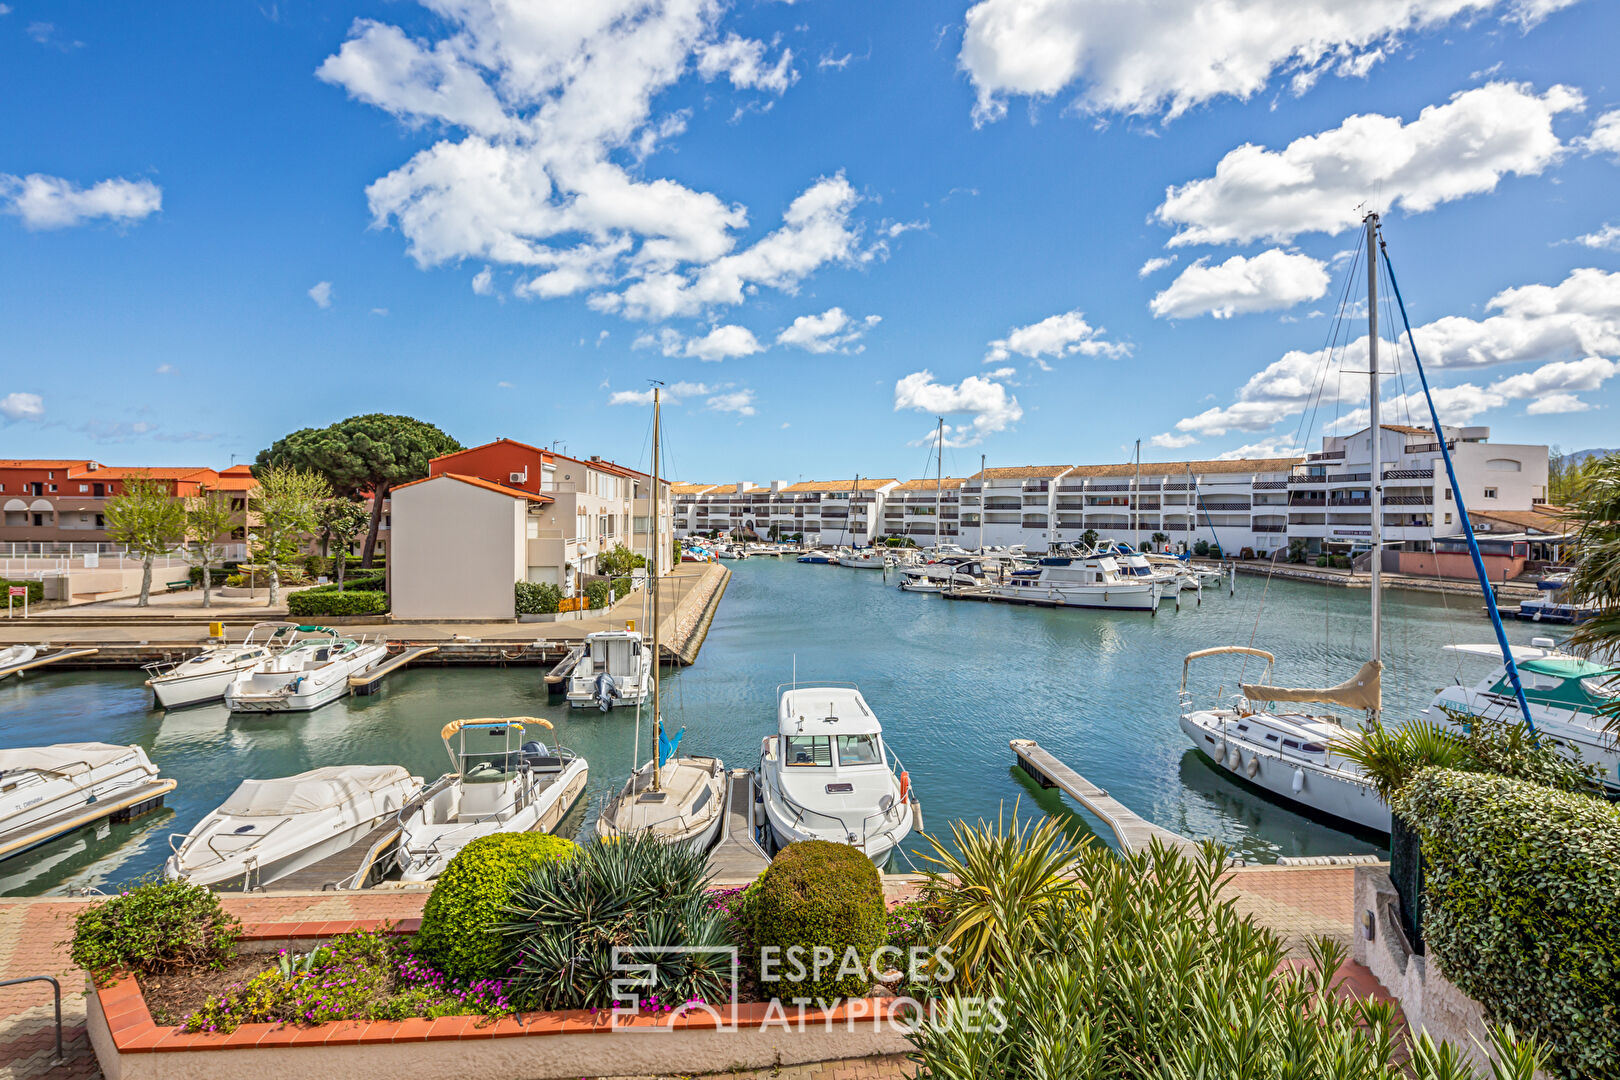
[100,921,919,1055]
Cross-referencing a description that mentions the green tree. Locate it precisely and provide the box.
[251,466,331,606]
[105,474,187,607]
[1565,454,1620,738]
[256,414,460,567]
[596,543,646,578]
[1080,528,1099,549]
[183,492,240,609]
[1149,531,1168,549]
[316,498,370,592]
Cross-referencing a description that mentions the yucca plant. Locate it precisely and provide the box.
[1329,719,1472,801]
[916,804,1084,991]
[501,834,731,1011]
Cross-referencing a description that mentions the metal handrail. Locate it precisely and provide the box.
[1,976,64,1065]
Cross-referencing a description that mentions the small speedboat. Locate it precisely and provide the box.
[565,629,653,710]
[0,743,171,862]
[396,718,588,882]
[838,551,891,569]
[166,765,421,889]
[797,550,837,564]
[758,684,917,865]
[145,622,298,709]
[0,644,39,674]
[224,628,387,712]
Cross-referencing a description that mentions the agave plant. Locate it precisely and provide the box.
[501,834,731,1012]
[916,804,1084,991]
[1329,720,1472,801]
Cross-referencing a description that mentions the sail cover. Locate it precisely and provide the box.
[218,765,409,817]
[1243,660,1382,712]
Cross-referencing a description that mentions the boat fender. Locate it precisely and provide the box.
[1245,755,1260,779]
[1211,739,1226,760]
[1291,768,1305,793]
[1226,747,1242,771]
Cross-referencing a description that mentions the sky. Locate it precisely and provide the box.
[3,0,1619,484]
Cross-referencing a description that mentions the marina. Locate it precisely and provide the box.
[0,553,1575,895]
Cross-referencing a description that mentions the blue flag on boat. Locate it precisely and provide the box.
[658,725,686,768]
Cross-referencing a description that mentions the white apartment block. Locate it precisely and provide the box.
[673,426,1548,557]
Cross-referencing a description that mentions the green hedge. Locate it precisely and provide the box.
[514,581,562,615]
[286,589,389,617]
[0,579,44,604]
[416,834,576,983]
[749,840,886,1000]
[1396,768,1620,1079]
[585,579,610,609]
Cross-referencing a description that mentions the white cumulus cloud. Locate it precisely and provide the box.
[608,380,716,407]
[308,281,334,308]
[683,324,764,361]
[1155,82,1582,247]
[775,307,880,353]
[1150,431,1199,449]
[959,0,1577,124]
[0,392,44,421]
[1,173,162,230]
[894,369,1023,447]
[1579,108,1620,159]
[706,388,757,415]
[1568,223,1620,251]
[1138,256,1177,278]
[985,309,1129,364]
[1150,250,1330,319]
[694,34,796,93]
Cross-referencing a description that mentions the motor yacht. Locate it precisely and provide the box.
[396,718,588,882]
[758,684,917,865]
[1420,638,1620,790]
[985,554,1161,611]
[144,622,299,709]
[565,629,653,710]
[0,743,170,861]
[1178,647,1388,833]
[165,765,420,889]
[223,629,387,713]
[897,557,991,593]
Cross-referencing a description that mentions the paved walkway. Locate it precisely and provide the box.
[0,864,1375,1080]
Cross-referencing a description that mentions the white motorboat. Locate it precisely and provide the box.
[0,743,171,861]
[985,554,1161,611]
[0,644,39,674]
[224,629,387,713]
[797,550,837,564]
[1421,639,1620,790]
[165,765,420,889]
[596,387,726,854]
[838,550,891,569]
[396,717,588,882]
[565,628,653,710]
[144,622,299,709]
[759,683,917,865]
[1178,647,1389,833]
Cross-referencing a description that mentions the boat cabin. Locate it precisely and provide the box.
[1004,555,1129,589]
[774,686,891,774]
[577,630,645,679]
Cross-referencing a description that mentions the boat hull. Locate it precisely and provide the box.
[984,581,1160,610]
[225,645,387,713]
[0,747,161,859]
[151,665,248,709]
[396,758,589,882]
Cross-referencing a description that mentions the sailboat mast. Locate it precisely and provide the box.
[934,416,943,550]
[1133,439,1141,549]
[978,453,986,552]
[1365,212,1383,674]
[651,386,663,792]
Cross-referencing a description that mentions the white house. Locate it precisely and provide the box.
[388,473,549,621]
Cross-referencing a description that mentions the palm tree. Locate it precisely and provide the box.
[1329,721,1472,802]
[1562,453,1620,738]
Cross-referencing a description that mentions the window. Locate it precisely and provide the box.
[79,484,89,493]
[1444,512,1452,524]
[1483,487,1497,499]
[1444,489,1452,501]
[784,735,832,766]
[835,734,882,766]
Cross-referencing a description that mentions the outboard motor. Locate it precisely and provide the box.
[594,671,617,713]
[517,738,556,770]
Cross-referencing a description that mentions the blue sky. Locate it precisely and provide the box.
[3,0,1618,483]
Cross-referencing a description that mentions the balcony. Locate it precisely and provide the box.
[1089,483,1131,492]
[1327,473,1373,484]
[1252,480,1288,490]
[1326,497,1372,508]
[1383,468,1435,480]
[1288,475,1328,486]
[1251,524,1287,533]
[1308,450,1346,461]
[1288,495,1327,507]
[1200,501,1249,511]
[1383,495,1432,506]
[983,498,1022,511]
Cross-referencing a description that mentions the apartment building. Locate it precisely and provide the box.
[673,425,1548,558]
[0,460,248,547]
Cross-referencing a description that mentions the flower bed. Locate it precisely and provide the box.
[86,919,911,1080]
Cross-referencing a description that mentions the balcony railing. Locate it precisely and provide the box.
[1252,480,1288,490]
[1327,473,1373,484]
[1383,495,1433,506]
[1308,450,1346,461]
[1251,524,1287,533]
[1288,475,1328,486]
[1383,468,1435,480]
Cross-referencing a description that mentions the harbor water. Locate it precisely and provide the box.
[0,558,1565,895]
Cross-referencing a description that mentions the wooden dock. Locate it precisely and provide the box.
[0,646,100,680]
[262,821,403,892]
[706,769,772,882]
[0,778,174,862]
[348,645,438,694]
[1010,739,1199,857]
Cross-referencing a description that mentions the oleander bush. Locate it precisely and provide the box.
[286,587,389,617]
[749,840,886,1000]
[907,835,1545,1080]
[69,878,239,980]
[514,580,563,615]
[503,834,729,1011]
[585,578,611,609]
[416,833,576,982]
[1396,768,1620,1080]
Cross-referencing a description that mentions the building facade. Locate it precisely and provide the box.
[674,479,901,546]
[0,460,256,550]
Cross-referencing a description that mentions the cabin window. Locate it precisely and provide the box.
[1235,724,1249,732]
[784,735,833,767]
[1301,743,1326,753]
[1263,733,1279,742]
[836,734,882,766]
[1282,739,1301,750]
[691,786,712,814]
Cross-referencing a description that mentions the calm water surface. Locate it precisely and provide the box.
[1,558,1565,894]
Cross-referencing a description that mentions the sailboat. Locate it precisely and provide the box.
[595,385,727,853]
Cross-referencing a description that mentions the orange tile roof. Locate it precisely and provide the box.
[73,466,218,481]
[0,459,92,470]
[671,483,718,494]
[393,472,553,502]
[211,475,259,492]
[781,478,898,493]
[431,437,551,465]
[1065,457,1305,477]
[217,464,255,476]
[1383,424,1434,436]
[551,452,641,480]
[892,477,968,491]
[1468,508,1569,534]
[973,465,1074,480]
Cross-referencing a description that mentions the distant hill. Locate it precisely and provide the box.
[1561,448,1617,465]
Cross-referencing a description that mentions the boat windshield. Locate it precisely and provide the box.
[836,734,883,766]
[784,735,833,767]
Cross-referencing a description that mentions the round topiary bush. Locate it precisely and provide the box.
[415,833,576,982]
[750,840,886,1000]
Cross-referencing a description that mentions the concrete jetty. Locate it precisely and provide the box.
[1011,738,1200,857]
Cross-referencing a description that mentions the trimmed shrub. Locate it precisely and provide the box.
[505,834,729,1011]
[585,578,610,609]
[750,840,886,1000]
[1396,768,1620,1079]
[514,581,563,615]
[286,589,389,617]
[70,878,240,979]
[0,578,44,604]
[1193,540,1210,557]
[416,834,576,982]
[612,575,632,601]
